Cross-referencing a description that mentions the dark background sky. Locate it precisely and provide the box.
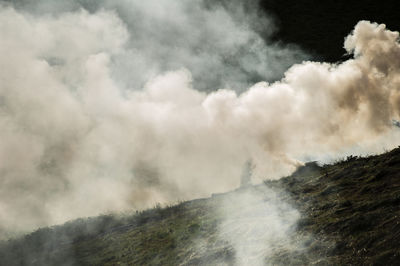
[259,0,399,62]
[4,0,399,63]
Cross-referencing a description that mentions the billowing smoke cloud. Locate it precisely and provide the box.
[0,0,308,238]
[1,0,400,240]
[2,0,305,92]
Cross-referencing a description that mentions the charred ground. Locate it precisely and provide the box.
[1,148,400,265]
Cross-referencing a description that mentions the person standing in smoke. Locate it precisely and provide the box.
[240,159,255,187]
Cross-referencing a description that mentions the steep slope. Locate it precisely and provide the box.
[1,148,400,265]
[279,149,400,264]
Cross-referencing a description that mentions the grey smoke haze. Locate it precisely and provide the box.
[2,0,305,92]
[216,187,306,265]
[1,0,400,241]
[179,186,310,265]
[0,0,309,238]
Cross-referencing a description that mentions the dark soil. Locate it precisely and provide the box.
[1,148,400,265]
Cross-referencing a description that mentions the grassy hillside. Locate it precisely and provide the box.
[1,148,400,265]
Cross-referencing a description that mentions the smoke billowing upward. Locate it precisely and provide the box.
[1,0,306,92]
[1,0,400,240]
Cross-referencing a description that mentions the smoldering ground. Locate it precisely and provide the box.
[0,0,307,238]
[215,186,305,266]
[1,0,400,248]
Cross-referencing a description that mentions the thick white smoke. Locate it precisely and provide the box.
[0,0,306,238]
[0,0,400,240]
[2,0,305,92]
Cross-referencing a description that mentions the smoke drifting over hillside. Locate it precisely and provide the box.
[1,0,400,239]
[216,187,305,265]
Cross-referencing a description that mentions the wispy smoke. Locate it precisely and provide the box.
[0,0,308,238]
[2,0,305,92]
[0,0,400,241]
[216,186,304,265]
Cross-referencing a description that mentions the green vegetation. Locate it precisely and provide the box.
[1,148,400,265]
